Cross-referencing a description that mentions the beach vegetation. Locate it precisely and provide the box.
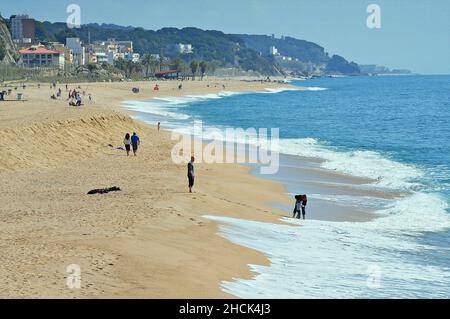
[190,60,198,80]
[199,61,208,79]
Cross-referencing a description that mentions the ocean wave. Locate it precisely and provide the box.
[304,86,328,91]
[209,213,450,298]
[122,101,190,120]
[371,192,450,233]
[262,87,302,94]
[152,91,243,106]
[261,86,328,93]
[278,138,423,191]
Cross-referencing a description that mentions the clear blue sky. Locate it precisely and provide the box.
[2,0,449,74]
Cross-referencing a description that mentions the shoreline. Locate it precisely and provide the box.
[0,79,297,298]
[0,78,403,298]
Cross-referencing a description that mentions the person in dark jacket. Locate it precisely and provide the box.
[301,195,308,220]
[131,132,140,156]
[188,156,195,193]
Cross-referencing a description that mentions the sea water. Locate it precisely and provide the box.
[123,75,450,298]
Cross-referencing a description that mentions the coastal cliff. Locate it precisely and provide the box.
[0,15,18,64]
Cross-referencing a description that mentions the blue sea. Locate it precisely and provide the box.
[123,75,450,298]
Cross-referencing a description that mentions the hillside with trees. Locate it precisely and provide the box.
[236,34,361,75]
[32,21,363,76]
[34,22,280,75]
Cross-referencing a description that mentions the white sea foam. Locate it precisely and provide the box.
[121,87,323,125]
[262,87,328,93]
[122,101,190,120]
[305,193,391,209]
[203,168,450,298]
[303,86,328,91]
[262,87,301,94]
[278,138,424,191]
[206,213,450,298]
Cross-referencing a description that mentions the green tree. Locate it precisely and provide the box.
[141,54,153,78]
[114,57,126,72]
[159,54,168,72]
[190,60,198,80]
[172,58,184,72]
[114,58,142,78]
[142,54,160,78]
[199,61,208,80]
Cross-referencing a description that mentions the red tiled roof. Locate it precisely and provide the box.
[19,48,64,54]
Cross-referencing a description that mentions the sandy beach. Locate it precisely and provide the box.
[0,79,301,298]
[1,77,401,298]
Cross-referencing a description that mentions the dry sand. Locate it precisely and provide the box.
[0,79,297,298]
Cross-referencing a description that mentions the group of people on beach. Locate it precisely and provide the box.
[121,129,196,193]
[47,84,93,106]
[68,89,81,106]
[120,128,305,212]
[123,132,141,156]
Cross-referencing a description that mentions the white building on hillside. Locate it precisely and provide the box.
[66,38,86,66]
[269,46,279,56]
[176,43,193,54]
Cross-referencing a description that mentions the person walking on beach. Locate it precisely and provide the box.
[123,133,132,156]
[157,122,161,131]
[293,195,302,219]
[131,132,140,156]
[188,156,195,193]
[301,195,308,220]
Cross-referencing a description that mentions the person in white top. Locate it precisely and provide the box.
[124,133,132,156]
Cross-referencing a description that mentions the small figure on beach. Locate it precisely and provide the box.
[188,156,195,193]
[301,194,307,219]
[178,84,183,90]
[154,84,160,91]
[123,133,132,156]
[131,132,140,156]
[157,122,161,131]
[293,194,308,220]
[76,93,82,106]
